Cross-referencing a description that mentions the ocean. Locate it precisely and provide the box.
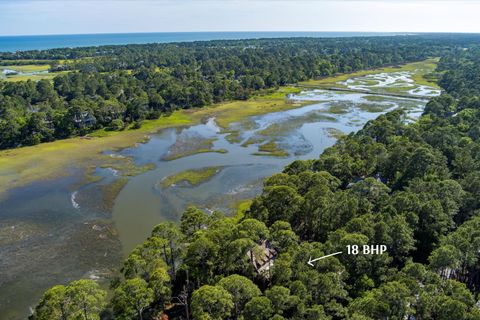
[0,32,403,52]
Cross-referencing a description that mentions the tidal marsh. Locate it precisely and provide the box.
[160,167,223,188]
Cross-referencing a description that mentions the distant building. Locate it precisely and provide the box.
[74,112,96,127]
[247,240,278,278]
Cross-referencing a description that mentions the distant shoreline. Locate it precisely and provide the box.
[0,31,405,52]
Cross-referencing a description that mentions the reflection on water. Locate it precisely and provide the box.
[0,74,439,319]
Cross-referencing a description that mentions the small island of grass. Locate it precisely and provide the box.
[160,167,222,188]
[162,137,228,161]
[252,141,289,157]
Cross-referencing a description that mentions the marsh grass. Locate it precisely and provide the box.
[0,59,438,195]
[232,199,253,221]
[162,137,227,161]
[99,178,129,211]
[324,128,346,139]
[300,58,440,89]
[160,167,222,188]
[357,103,393,113]
[328,103,352,114]
[253,141,289,157]
[362,95,390,102]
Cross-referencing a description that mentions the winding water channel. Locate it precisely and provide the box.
[0,69,440,319]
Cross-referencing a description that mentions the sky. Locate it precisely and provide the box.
[1,0,480,36]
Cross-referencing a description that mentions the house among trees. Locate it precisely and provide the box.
[246,240,278,278]
[73,112,96,127]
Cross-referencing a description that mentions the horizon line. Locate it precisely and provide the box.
[3,30,479,38]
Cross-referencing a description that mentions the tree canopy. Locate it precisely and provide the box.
[3,34,480,149]
[30,34,480,319]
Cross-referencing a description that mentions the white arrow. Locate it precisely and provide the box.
[307,252,343,266]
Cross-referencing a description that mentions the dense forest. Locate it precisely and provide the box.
[1,35,480,149]
[27,37,480,319]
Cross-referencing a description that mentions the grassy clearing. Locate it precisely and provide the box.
[0,64,50,72]
[0,59,54,64]
[0,64,69,82]
[256,86,302,99]
[57,57,96,64]
[160,167,222,188]
[2,72,68,82]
